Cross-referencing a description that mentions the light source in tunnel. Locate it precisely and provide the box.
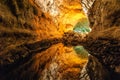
[73,18,91,34]
[74,46,88,58]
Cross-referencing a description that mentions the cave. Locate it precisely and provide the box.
[0,0,120,80]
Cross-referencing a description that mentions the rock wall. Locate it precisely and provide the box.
[0,0,87,80]
[81,0,120,80]
[0,0,120,80]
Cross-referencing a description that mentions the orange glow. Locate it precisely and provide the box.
[57,2,87,32]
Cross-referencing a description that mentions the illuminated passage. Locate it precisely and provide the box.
[73,18,91,33]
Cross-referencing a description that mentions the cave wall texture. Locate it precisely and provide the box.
[82,0,120,80]
[0,0,87,80]
[0,0,120,80]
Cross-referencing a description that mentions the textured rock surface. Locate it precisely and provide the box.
[81,0,95,14]
[0,0,120,80]
[86,55,110,80]
[35,0,87,32]
[0,43,87,80]
[0,0,87,80]
[81,0,120,80]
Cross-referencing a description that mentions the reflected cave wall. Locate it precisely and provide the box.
[81,0,120,80]
[0,0,120,80]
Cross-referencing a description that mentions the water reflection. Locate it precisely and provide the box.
[33,43,88,80]
[73,45,89,59]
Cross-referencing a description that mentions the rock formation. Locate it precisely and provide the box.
[81,0,120,80]
[0,0,120,80]
[0,0,87,80]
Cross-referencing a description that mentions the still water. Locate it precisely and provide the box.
[33,43,88,80]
